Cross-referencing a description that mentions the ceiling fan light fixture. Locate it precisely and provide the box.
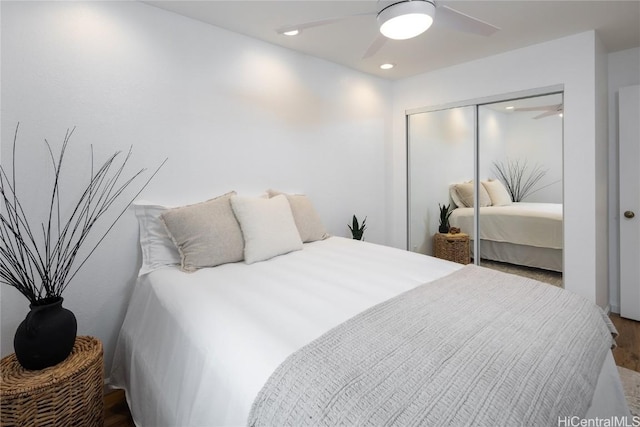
[378,0,435,40]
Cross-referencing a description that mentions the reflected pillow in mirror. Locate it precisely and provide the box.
[482,179,513,206]
[452,182,492,208]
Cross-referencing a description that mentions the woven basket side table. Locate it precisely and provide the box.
[433,232,471,265]
[1,336,104,427]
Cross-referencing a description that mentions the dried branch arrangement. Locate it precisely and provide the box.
[492,159,548,202]
[0,124,165,304]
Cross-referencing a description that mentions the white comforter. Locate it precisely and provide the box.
[449,202,563,249]
[110,237,462,426]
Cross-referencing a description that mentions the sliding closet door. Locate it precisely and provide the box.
[477,94,563,277]
[407,106,475,256]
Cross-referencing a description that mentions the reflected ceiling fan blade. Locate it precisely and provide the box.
[276,12,376,35]
[514,104,563,112]
[435,5,500,36]
[362,34,388,59]
[534,110,561,119]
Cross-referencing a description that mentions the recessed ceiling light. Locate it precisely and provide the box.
[559,113,563,118]
[283,29,299,36]
[380,63,394,70]
[505,106,515,110]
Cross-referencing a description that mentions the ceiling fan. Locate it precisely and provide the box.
[513,104,564,119]
[276,0,500,59]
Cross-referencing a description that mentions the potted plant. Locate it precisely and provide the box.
[438,203,452,234]
[0,124,163,370]
[348,215,367,241]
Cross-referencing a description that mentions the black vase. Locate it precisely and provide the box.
[439,224,450,233]
[14,297,77,370]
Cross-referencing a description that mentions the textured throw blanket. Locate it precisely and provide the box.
[248,265,617,427]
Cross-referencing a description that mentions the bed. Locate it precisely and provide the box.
[449,202,563,272]
[110,234,629,426]
[110,194,625,425]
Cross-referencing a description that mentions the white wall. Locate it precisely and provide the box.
[390,31,609,307]
[0,1,392,373]
[607,47,640,313]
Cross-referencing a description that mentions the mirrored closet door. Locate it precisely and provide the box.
[407,105,475,257]
[407,92,564,287]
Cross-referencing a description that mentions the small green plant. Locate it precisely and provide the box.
[438,203,452,233]
[348,215,367,240]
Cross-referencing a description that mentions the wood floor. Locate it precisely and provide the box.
[103,313,640,426]
[104,389,135,427]
[610,313,640,372]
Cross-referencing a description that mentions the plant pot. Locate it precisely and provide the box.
[439,225,450,234]
[14,297,77,370]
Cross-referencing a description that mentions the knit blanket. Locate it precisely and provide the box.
[248,265,617,427]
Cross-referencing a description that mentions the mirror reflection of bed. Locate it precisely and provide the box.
[448,183,563,287]
[407,92,563,287]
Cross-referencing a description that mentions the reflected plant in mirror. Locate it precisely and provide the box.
[492,159,548,202]
[438,203,452,234]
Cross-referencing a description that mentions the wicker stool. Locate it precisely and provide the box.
[434,232,471,265]
[1,336,104,427]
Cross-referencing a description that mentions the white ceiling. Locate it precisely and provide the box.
[145,0,640,80]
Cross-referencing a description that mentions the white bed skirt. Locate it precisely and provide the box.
[472,239,563,272]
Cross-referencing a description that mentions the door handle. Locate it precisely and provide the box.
[624,210,635,219]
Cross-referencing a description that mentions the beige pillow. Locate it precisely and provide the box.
[160,192,244,272]
[266,190,329,242]
[452,182,492,207]
[482,179,512,206]
[231,195,303,264]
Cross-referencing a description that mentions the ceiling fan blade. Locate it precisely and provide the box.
[276,12,375,35]
[362,34,388,59]
[534,110,561,119]
[434,5,500,36]
[514,104,563,112]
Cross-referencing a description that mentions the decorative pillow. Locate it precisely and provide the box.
[231,194,303,264]
[160,192,244,272]
[266,190,329,242]
[482,179,512,206]
[449,184,465,208]
[133,202,181,275]
[452,182,492,208]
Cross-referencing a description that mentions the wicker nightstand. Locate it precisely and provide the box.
[1,336,104,426]
[433,232,471,265]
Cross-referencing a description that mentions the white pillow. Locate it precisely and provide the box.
[266,190,329,242]
[482,179,513,206]
[231,195,303,264]
[133,202,181,275]
[449,184,465,208]
[451,182,492,208]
